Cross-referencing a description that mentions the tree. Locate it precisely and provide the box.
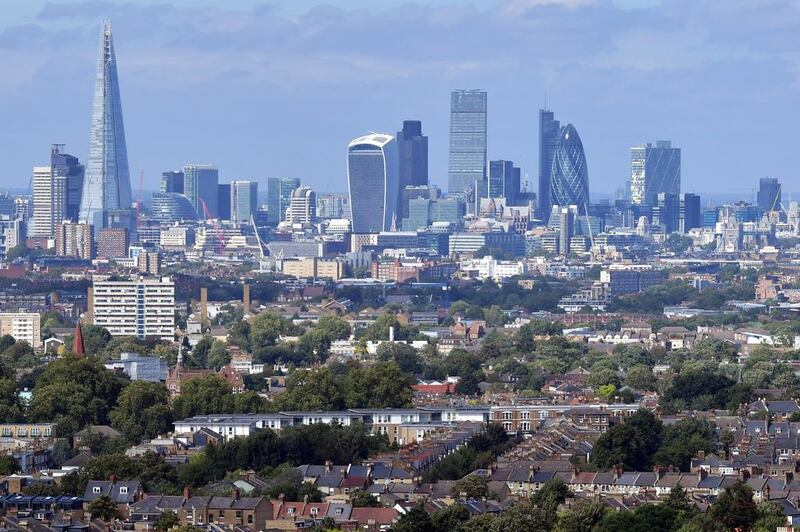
[315,315,351,341]
[88,494,119,521]
[155,510,180,531]
[0,455,18,475]
[754,501,787,531]
[530,478,571,515]
[708,482,758,531]
[376,342,422,374]
[249,311,287,350]
[591,409,662,471]
[110,381,173,442]
[555,500,607,532]
[6,244,29,262]
[391,505,433,532]
[206,340,231,370]
[624,365,657,391]
[171,375,234,419]
[431,504,470,532]
[344,362,414,408]
[349,490,381,508]
[453,474,489,499]
[274,367,346,411]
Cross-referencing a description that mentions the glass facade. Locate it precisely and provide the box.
[217,183,231,221]
[630,141,681,206]
[231,181,258,225]
[488,160,521,204]
[539,109,560,216]
[348,133,399,233]
[448,90,487,196]
[80,20,133,230]
[51,145,84,223]
[551,124,589,209]
[150,193,197,224]
[161,171,184,194]
[266,177,300,223]
[757,177,781,212]
[183,165,218,219]
[397,120,428,189]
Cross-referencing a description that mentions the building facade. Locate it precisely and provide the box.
[183,165,219,219]
[79,21,133,232]
[150,193,197,224]
[348,133,399,233]
[287,187,316,226]
[550,124,589,210]
[55,221,94,259]
[538,109,561,217]
[96,227,129,258]
[0,312,41,349]
[630,141,681,206]
[448,90,487,197]
[267,177,301,224]
[397,120,428,188]
[92,276,175,340]
[160,171,184,194]
[230,181,258,225]
[757,177,781,212]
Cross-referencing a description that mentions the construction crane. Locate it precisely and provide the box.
[250,215,270,272]
[200,199,225,255]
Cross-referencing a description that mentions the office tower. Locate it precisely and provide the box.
[551,124,589,209]
[397,120,428,188]
[539,109,561,216]
[448,90,487,196]
[679,193,701,233]
[230,181,257,225]
[80,21,133,231]
[488,160,521,204]
[0,195,13,218]
[91,276,175,340]
[266,177,301,224]
[183,165,219,219]
[287,187,316,225]
[55,221,94,259]
[0,218,24,261]
[31,166,55,238]
[217,183,231,221]
[49,145,84,222]
[400,185,438,220]
[150,193,197,224]
[316,194,346,219]
[161,171,184,194]
[556,206,576,256]
[14,198,31,223]
[757,177,781,212]
[630,141,681,206]
[653,193,680,233]
[348,133,399,233]
[96,227,129,258]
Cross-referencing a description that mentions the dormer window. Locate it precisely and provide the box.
[310,507,318,515]
[92,487,101,494]
[119,487,128,494]
[287,508,295,515]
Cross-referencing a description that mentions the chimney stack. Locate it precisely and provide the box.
[200,287,208,324]
[389,326,395,342]
[86,286,94,324]
[183,487,191,500]
[243,283,251,315]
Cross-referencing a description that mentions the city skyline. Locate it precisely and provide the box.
[3,2,799,199]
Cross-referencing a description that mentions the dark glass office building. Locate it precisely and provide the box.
[757,177,781,212]
[217,183,231,221]
[538,109,560,217]
[183,165,219,219]
[551,124,589,209]
[161,171,184,194]
[397,120,428,189]
[51,145,84,222]
[488,160,521,205]
[151,193,197,224]
[348,133,399,233]
[448,90,487,197]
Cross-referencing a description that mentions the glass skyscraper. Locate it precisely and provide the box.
[348,133,399,233]
[266,177,300,224]
[448,90,487,197]
[488,160,521,204]
[538,109,560,216]
[551,124,589,209]
[183,164,219,219]
[150,193,197,224]
[397,120,428,188]
[217,183,231,221]
[79,20,133,231]
[161,171,184,194]
[630,141,681,206]
[231,181,258,225]
[757,177,781,212]
[51,145,84,223]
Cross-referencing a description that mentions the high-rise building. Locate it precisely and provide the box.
[14,198,31,223]
[96,227,129,258]
[551,124,589,209]
[266,177,300,224]
[183,165,219,219]
[91,276,175,340]
[679,193,701,233]
[538,109,561,216]
[287,187,316,226]
[488,160,521,204]
[230,181,258,225]
[31,165,57,238]
[55,221,93,259]
[150,193,197,224]
[51,145,84,222]
[161,171,184,194]
[316,194,347,219]
[630,141,681,206]
[397,120,428,188]
[400,185,439,220]
[0,312,41,350]
[217,183,231,221]
[348,133,399,233]
[653,193,680,233]
[757,177,781,212]
[80,21,133,232]
[448,90,487,197]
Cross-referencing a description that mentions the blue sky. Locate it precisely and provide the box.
[1,0,798,200]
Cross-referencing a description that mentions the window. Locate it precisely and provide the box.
[521,412,530,420]
[119,487,128,495]
[247,515,253,524]
[310,508,318,515]
[502,411,512,420]
[287,508,295,515]
[92,487,101,494]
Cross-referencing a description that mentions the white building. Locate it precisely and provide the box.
[0,312,41,349]
[31,165,65,239]
[460,256,525,282]
[159,226,192,248]
[92,276,175,340]
[286,186,316,226]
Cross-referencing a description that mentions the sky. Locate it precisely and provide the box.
[1,0,799,201]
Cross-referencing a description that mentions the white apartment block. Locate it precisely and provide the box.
[31,165,66,239]
[92,276,175,341]
[0,312,42,349]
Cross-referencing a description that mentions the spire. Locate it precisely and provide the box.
[73,321,85,357]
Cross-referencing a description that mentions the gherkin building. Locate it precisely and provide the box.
[550,124,589,209]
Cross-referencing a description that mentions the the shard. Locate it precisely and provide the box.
[80,20,132,230]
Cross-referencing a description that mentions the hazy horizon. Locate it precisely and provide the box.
[2,0,799,200]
